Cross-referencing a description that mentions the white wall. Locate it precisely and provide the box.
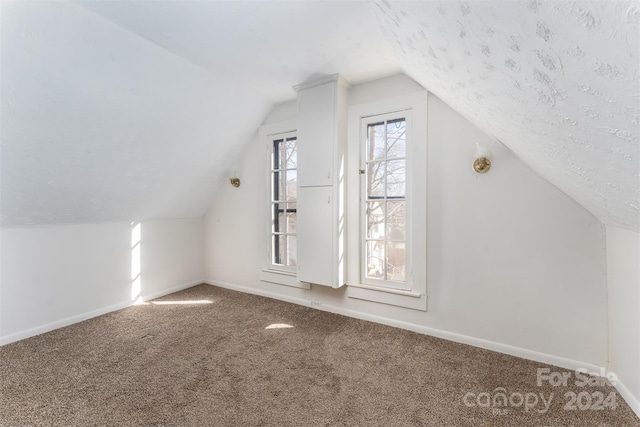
[140,219,204,298]
[204,74,609,370]
[0,218,204,344]
[607,226,640,415]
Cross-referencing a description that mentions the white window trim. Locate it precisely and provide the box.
[269,130,298,274]
[360,110,412,290]
[260,268,308,289]
[258,119,310,290]
[346,91,428,311]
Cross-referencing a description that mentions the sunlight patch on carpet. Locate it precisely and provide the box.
[265,323,294,330]
[151,300,213,305]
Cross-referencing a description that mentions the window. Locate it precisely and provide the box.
[270,132,297,271]
[260,90,427,303]
[363,115,407,287]
[260,120,306,289]
[346,91,427,310]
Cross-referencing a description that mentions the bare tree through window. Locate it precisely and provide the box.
[271,135,297,268]
[365,118,406,282]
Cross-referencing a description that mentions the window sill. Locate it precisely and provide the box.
[347,283,427,311]
[260,269,310,290]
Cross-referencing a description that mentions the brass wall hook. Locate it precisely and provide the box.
[473,157,491,174]
[230,178,241,188]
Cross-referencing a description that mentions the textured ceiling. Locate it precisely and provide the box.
[371,0,639,231]
[2,1,638,231]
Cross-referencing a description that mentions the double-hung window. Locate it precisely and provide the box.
[270,132,297,271]
[260,120,306,289]
[347,91,427,310]
[363,115,408,287]
[261,89,427,305]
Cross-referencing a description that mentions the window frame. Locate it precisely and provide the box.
[360,111,412,290]
[270,131,298,272]
[346,91,428,311]
[259,119,309,289]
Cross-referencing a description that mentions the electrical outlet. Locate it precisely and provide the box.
[310,300,322,308]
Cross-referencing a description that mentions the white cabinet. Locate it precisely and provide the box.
[296,83,335,187]
[294,75,348,288]
[296,186,336,286]
[295,75,349,188]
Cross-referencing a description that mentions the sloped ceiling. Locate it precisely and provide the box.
[0,0,398,226]
[1,1,271,226]
[2,1,638,231]
[371,0,639,231]
[75,0,400,104]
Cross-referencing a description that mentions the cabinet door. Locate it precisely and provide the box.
[297,186,334,286]
[297,83,335,187]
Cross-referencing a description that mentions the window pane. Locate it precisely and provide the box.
[273,139,283,170]
[386,241,406,282]
[270,133,297,270]
[366,201,385,239]
[274,204,285,233]
[386,160,405,197]
[366,241,385,279]
[285,138,297,169]
[286,208,297,234]
[273,234,285,265]
[367,161,385,198]
[386,119,406,159]
[287,236,297,267]
[286,170,297,201]
[279,140,288,172]
[271,172,278,201]
[361,116,408,285]
[271,203,278,232]
[367,122,386,161]
[272,171,284,202]
[279,172,287,201]
[386,201,405,240]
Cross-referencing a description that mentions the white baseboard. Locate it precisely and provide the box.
[0,300,132,346]
[612,376,640,419]
[5,278,636,418]
[138,280,202,303]
[207,279,640,418]
[0,280,203,346]
[205,279,604,373]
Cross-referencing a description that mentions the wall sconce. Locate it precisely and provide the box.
[229,171,241,188]
[473,157,491,174]
[473,141,492,174]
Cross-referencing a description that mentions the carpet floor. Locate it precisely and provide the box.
[1,284,638,426]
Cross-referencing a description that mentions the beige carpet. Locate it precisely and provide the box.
[1,284,638,426]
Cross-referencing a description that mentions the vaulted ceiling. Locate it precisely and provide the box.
[2,1,638,231]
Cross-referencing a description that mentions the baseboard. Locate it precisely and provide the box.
[0,279,203,346]
[0,300,132,346]
[612,375,640,418]
[138,279,202,303]
[207,279,640,415]
[205,279,604,374]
